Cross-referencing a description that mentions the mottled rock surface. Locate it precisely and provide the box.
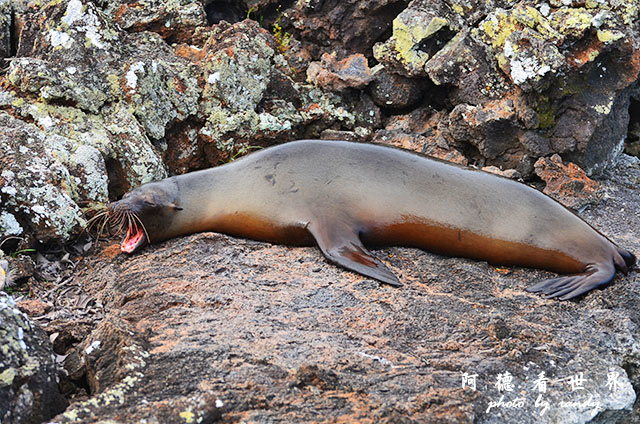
[274,0,410,61]
[0,294,67,423]
[46,156,639,423]
[307,53,374,92]
[534,154,601,210]
[100,0,207,43]
[0,112,90,242]
[374,0,640,174]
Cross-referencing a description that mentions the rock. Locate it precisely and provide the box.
[374,107,468,164]
[369,66,426,110]
[0,293,67,423]
[195,19,304,162]
[373,6,455,77]
[319,129,366,142]
[99,0,207,43]
[0,0,10,60]
[534,154,601,210]
[120,32,201,140]
[16,298,51,317]
[307,53,374,92]
[477,5,565,92]
[350,92,382,129]
[374,129,468,164]
[0,112,88,243]
[370,0,640,175]
[447,99,520,160]
[475,3,639,174]
[49,154,640,422]
[481,165,521,179]
[275,0,409,61]
[424,30,509,104]
[11,0,200,137]
[194,20,364,163]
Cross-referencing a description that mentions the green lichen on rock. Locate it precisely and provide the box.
[474,2,634,92]
[198,19,359,155]
[201,28,276,114]
[373,8,452,77]
[596,29,624,44]
[393,15,449,69]
[121,32,200,139]
[479,6,560,51]
[533,95,556,129]
[549,8,593,38]
[0,111,88,242]
[7,58,111,113]
[0,293,66,421]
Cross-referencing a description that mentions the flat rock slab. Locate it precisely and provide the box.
[54,157,639,423]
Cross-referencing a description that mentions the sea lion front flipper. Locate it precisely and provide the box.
[526,262,616,300]
[307,219,402,287]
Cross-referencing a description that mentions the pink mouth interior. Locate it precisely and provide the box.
[121,225,145,253]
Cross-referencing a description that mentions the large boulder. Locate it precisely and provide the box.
[0,293,67,423]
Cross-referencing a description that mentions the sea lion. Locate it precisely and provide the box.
[101,139,635,300]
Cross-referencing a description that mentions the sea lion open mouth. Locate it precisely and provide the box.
[121,223,147,253]
[86,199,151,254]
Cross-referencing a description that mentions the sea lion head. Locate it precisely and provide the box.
[106,180,183,253]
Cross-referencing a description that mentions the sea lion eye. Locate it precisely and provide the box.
[143,200,156,207]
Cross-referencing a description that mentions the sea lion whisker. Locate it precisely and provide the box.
[84,212,110,243]
[115,216,127,234]
[96,213,110,242]
[131,212,149,243]
[85,210,109,232]
[121,212,130,235]
[111,211,127,234]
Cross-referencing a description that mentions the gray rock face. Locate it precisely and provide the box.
[0,0,10,60]
[370,67,426,110]
[373,0,639,175]
[99,0,207,43]
[0,293,67,423]
[0,112,89,243]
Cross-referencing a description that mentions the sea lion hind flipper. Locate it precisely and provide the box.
[307,220,402,287]
[526,262,616,300]
[614,247,636,274]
